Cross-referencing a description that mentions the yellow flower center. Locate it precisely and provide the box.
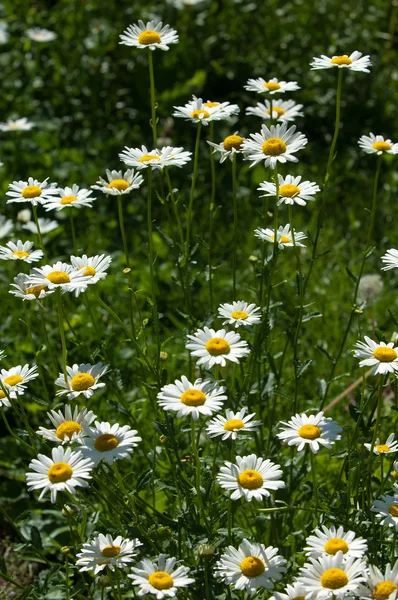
[47,462,73,483]
[292,597,305,600]
[223,135,244,151]
[0,390,5,398]
[138,30,161,45]
[372,141,392,152]
[238,469,263,489]
[298,424,321,440]
[60,195,78,205]
[21,185,42,199]
[148,572,174,590]
[320,568,349,590]
[267,106,285,117]
[324,538,349,555]
[46,271,71,284]
[94,433,120,452]
[4,375,23,387]
[79,266,96,276]
[373,347,397,362]
[240,556,265,577]
[331,56,352,66]
[139,154,161,163]
[373,582,398,600]
[261,137,287,155]
[376,444,390,453]
[180,389,206,406]
[107,179,130,191]
[263,82,281,91]
[389,504,398,517]
[101,545,121,558]
[231,310,249,320]
[280,235,291,243]
[56,420,82,440]
[205,337,231,356]
[12,250,30,258]
[393,470,398,481]
[280,184,301,197]
[26,284,48,297]
[223,419,245,431]
[190,109,211,119]
[204,101,220,108]
[70,373,95,391]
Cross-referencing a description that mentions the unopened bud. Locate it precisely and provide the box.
[248,255,258,263]
[157,526,172,540]
[159,435,167,444]
[61,505,75,518]
[99,575,110,587]
[198,543,215,557]
[123,267,131,274]
[61,546,70,554]
[160,351,168,361]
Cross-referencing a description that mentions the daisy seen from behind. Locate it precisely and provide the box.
[0,118,34,132]
[55,362,109,399]
[0,364,39,399]
[157,375,227,420]
[353,336,398,375]
[217,453,285,502]
[244,77,300,95]
[310,51,371,72]
[207,133,245,163]
[372,494,398,529]
[246,99,304,122]
[9,273,54,303]
[361,560,398,600]
[128,554,195,598]
[91,168,144,195]
[218,301,261,328]
[23,218,60,235]
[359,133,398,156]
[254,224,307,249]
[70,254,112,284]
[37,406,97,444]
[76,534,142,574]
[243,122,307,169]
[120,20,179,51]
[304,525,368,559]
[364,433,398,455]
[27,261,91,295]
[42,184,95,211]
[277,411,342,453]
[6,177,58,206]
[186,326,250,368]
[78,421,142,466]
[206,408,261,441]
[0,240,43,263]
[258,174,321,206]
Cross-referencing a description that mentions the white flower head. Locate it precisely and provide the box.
[361,560,398,600]
[79,421,142,465]
[173,96,239,125]
[217,453,285,502]
[254,223,307,249]
[120,21,178,51]
[0,240,43,263]
[23,218,60,235]
[26,446,94,503]
[353,336,398,375]
[26,28,57,42]
[37,406,97,444]
[364,433,398,455]
[277,411,342,453]
[27,261,91,295]
[186,326,250,368]
[372,494,398,529]
[9,273,55,303]
[381,249,398,271]
[258,174,321,206]
[243,122,307,169]
[0,118,34,132]
[310,51,371,72]
[304,525,368,560]
[128,554,195,598]
[359,133,398,156]
[6,178,58,206]
[269,581,308,600]
[70,254,111,285]
[215,538,286,594]
[218,301,261,328]
[244,77,300,95]
[246,99,304,122]
[207,133,245,163]
[0,215,13,238]
[55,362,109,399]
[206,407,261,441]
[119,146,163,170]
[157,375,227,420]
[0,364,39,399]
[91,169,144,195]
[42,185,96,211]
[76,534,142,574]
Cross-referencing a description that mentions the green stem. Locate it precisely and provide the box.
[32,204,45,254]
[147,167,161,379]
[368,376,385,506]
[232,153,238,300]
[185,123,202,264]
[148,50,157,147]
[208,122,216,310]
[264,165,280,313]
[57,289,68,384]
[310,452,318,513]
[289,205,304,413]
[191,417,209,531]
[65,554,69,600]
[69,211,77,254]
[117,194,137,339]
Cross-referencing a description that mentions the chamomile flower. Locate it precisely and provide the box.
[128,554,195,598]
[246,99,304,122]
[310,51,371,72]
[244,77,300,95]
[364,433,398,455]
[215,538,286,594]
[0,364,39,399]
[0,216,13,238]
[243,123,307,169]
[186,327,250,368]
[42,185,95,211]
[26,446,94,503]
[258,174,320,206]
[6,178,58,206]
[70,254,111,284]
[119,146,163,169]
[361,560,398,600]
[381,249,398,271]
[173,96,239,125]
[217,453,285,502]
[218,301,261,328]
[296,552,367,599]
[206,408,261,440]
[359,133,398,156]
[79,421,142,466]
[353,336,398,375]
[26,28,57,42]
[0,240,43,263]
[37,406,97,444]
[0,118,34,132]
[120,21,178,51]
[304,525,368,559]
[9,273,55,302]
[157,375,227,420]
[91,169,144,195]
[207,133,245,163]
[270,582,308,600]
[254,224,307,248]
[372,494,398,529]
[55,362,109,399]
[277,411,342,453]
[76,534,142,574]
[23,218,60,234]
[27,261,90,295]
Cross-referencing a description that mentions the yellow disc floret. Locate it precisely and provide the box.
[139,154,161,163]
[238,469,263,489]
[80,266,96,277]
[0,391,5,399]
[107,179,130,191]
[60,195,78,205]
[231,310,249,320]
[101,545,121,558]
[372,141,392,152]
[264,82,281,91]
[48,462,73,483]
[56,421,82,441]
[26,284,48,297]
[320,568,348,589]
[280,184,301,198]
[224,419,245,431]
[267,106,285,117]
[298,424,321,440]
[373,582,398,600]
[4,375,23,386]
[261,138,287,156]
[180,389,206,406]
[331,56,353,66]
[376,444,390,453]
[223,135,244,151]
[47,271,71,284]
[389,504,398,517]
[148,572,174,590]
[190,109,211,119]
[204,101,220,108]
[240,556,265,577]
[70,373,95,391]
[280,235,291,244]
[22,185,42,199]
[206,338,231,356]
[12,250,30,258]
[138,30,161,45]
[94,433,120,452]
[373,347,397,362]
[324,538,349,555]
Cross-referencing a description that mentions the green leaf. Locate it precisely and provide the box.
[30,525,43,550]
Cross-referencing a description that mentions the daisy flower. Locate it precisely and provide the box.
[55,362,109,399]
[79,421,142,465]
[186,326,250,368]
[207,133,245,163]
[372,494,398,529]
[158,146,192,168]
[23,218,60,235]
[0,216,13,238]
[244,77,300,95]
[364,433,398,455]
[381,249,398,270]
[168,0,206,7]
[119,146,163,170]
[206,408,261,441]
[91,168,144,195]
[217,453,285,502]
[258,174,321,206]
[0,118,34,132]
[26,446,94,503]
[277,411,342,453]
[361,560,398,600]
[353,336,398,375]
[128,554,194,599]
[270,582,308,600]
[173,96,239,125]
[120,21,178,51]
[242,123,307,169]
[0,240,43,263]
[296,552,367,599]
[9,273,54,303]
[304,525,368,559]
[218,301,261,328]
[70,254,111,284]
[157,375,227,420]
[246,99,304,122]
[26,28,57,42]
[6,177,58,206]
[37,406,97,444]
[0,364,39,399]
[27,261,90,295]
[42,185,95,211]
[254,224,307,249]
[76,534,142,574]
[359,133,398,156]
[215,538,286,594]
[310,51,371,72]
